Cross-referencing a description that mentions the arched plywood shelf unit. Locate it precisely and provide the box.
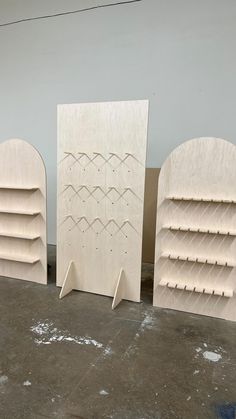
[153,137,236,321]
[0,139,47,284]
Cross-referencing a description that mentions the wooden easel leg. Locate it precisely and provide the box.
[112,268,126,310]
[59,261,77,299]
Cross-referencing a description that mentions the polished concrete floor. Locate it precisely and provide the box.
[0,246,236,419]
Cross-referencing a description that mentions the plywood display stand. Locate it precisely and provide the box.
[0,139,47,284]
[57,100,149,307]
[154,137,236,321]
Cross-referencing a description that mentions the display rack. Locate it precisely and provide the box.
[57,100,149,307]
[154,137,236,321]
[0,139,47,284]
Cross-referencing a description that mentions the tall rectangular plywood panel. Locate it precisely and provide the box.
[57,100,149,303]
[154,137,236,321]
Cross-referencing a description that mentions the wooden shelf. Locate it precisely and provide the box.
[0,252,39,264]
[159,279,233,298]
[164,225,236,237]
[0,186,39,191]
[161,252,235,268]
[0,232,40,240]
[0,209,40,216]
[167,196,236,204]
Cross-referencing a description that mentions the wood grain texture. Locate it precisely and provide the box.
[154,137,236,321]
[59,261,77,299]
[142,168,159,263]
[0,139,47,284]
[57,100,149,302]
[112,268,126,309]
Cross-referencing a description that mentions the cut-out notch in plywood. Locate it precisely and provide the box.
[57,100,149,305]
[154,137,236,321]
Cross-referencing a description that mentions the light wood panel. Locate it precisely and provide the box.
[0,139,47,284]
[154,137,236,321]
[142,168,160,263]
[57,100,149,305]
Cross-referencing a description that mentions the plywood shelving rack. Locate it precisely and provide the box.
[0,139,47,284]
[154,137,236,321]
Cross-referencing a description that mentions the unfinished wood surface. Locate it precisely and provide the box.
[142,168,160,263]
[112,268,126,309]
[59,261,77,299]
[0,139,47,284]
[154,137,236,321]
[57,100,149,303]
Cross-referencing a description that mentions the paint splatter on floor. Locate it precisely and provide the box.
[30,320,111,356]
[123,310,156,358]
[203,351,222,362]
[23,380,31,386]
[140,311,155,332]
[99,389,109,396]
[0,375,8,385]
[195,344,224,362]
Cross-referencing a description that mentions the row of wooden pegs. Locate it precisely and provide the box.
[159,279,233,298]
[167,196,236,204]
[167,225,236,236]
[61,151,143,169]
[62,184,142,203]
[61,215,139,236]
[161,252,235,268]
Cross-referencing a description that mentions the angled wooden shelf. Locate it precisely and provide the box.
[0,209,40,216]
[0,252,39,264]
[159,279,233,298]
[0,185,39,191]
[161,252,235,268]
[164,225,236,236]
[0,231,40,240]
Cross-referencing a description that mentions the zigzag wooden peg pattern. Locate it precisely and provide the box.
[57,100,149,307]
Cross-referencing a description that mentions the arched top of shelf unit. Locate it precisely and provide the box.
[0,139,46,191]
[158,137,236,205]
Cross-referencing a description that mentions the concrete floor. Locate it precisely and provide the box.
[0,246,236,419]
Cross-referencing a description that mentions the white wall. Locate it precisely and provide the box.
[0,0,236,244]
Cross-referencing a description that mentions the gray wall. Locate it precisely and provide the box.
[0,0,236,244]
